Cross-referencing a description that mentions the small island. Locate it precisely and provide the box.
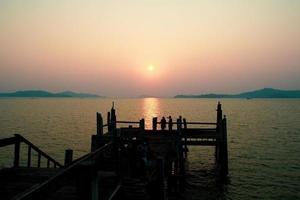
[0,90,103,98]
[175,88,300,99]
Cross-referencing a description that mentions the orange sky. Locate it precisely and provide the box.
[0,0,300,97]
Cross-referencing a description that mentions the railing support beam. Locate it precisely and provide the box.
[97,112,103,136]
[27,146,32,167]
[139,118,145,130]
[153,117,157,130]
[14,138,20,168]
[64,149,73,167]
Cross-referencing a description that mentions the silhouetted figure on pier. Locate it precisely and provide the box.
[160,117,167,130]
[168,116,173,130]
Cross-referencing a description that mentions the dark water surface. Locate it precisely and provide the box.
[0,98,299,199]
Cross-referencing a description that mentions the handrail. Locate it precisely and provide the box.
[116,121,215,125]
[102,121,140,128]
[116,121,140,124]
[156,121,216,125]
[15,142,113,200]
[107,184,122,200]
[15,134,63,168]
[0,136,18,147]
[0,134,63,168]
[186,122,216,125]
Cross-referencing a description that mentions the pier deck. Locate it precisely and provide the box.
[0,102,228,200]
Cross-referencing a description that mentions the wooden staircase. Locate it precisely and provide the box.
[0,168,60,200]
[121,178,150,200]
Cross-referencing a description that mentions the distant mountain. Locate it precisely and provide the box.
[174,88,300,98]
[0,90,102,98]
[58,91,101,98]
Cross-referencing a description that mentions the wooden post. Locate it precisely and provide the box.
[216,102,222,131]
[221,116,228,177]
[175,118,182,175]
[27,145,31,167]
[110,105,119,166]
[176,118,181,130]
[47,159,50,168]
[111,106,116,130]
[91,134,103,151]
[14,136,20,168]
[215,102,222,166]
[179,158,186,191]
[183,118,187,129]
[91,135,96,152]
[179,116,182,128]
[182,118,187,157]
[139,118,145,130]
[157,158,167,200]
[96,112,103,136]
[215,136,219,164]
[168,117,173,131]
[91,172,100,200]
[107,111,111,131]
[64,149,73,167]
[37,152,41,167]
[152,117,157,130]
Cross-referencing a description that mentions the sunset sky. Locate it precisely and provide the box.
[0,0,299,97]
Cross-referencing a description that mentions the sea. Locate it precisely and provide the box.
[0,98,299,199]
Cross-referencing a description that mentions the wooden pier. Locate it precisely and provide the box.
[0,102,228,200]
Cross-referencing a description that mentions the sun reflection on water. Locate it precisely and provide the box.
[142,98,160,129]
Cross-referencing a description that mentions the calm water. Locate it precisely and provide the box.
[0,98,299,199]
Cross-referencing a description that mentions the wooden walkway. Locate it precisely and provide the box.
[0,102,228,200]
[0,168,59,200]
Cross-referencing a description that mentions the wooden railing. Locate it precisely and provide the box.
[95,102,228,181]
[0,134,63,168]
[98,117,217,134]
[15,142,120,200]
[107,184,122,200]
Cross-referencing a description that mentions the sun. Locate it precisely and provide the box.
[148,65,154,71]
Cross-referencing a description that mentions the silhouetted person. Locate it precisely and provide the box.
[179,115,182,129]
[160,117,167,130]
[168,116,173,131]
